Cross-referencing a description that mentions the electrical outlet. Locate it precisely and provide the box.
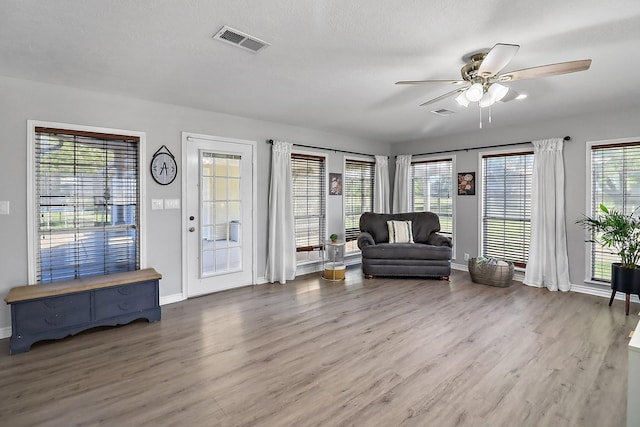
[464,253,470,261]
[0,201,9,215]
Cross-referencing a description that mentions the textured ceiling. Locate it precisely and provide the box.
[1,0,639,143]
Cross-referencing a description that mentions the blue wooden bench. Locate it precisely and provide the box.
[4,268,161,354]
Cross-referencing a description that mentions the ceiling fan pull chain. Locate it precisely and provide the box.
[479,108,483,129]
[489,106,492,124]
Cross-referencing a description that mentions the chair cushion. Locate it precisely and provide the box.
[362,243,452,260]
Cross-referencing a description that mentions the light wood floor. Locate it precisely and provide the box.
[0,269,636,427]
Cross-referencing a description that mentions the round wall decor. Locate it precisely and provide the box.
[150,145,177,185]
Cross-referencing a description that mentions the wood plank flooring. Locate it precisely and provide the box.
[0,269,635,427]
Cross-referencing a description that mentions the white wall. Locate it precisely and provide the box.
[390,108,640,295]
[0,75,389,334]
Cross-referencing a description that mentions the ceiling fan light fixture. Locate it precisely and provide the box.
[455,92,470,107]
[479,92,495,108]
[488,83,509,101]
[465,83,484,102]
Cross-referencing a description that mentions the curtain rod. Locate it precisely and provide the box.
[410,136,571,157]
[266,139,384,158]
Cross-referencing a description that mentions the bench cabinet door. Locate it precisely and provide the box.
[13,293,92,333]
[93,281,157,320]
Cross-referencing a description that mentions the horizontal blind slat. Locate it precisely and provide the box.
[590,141,640,281]
[35,129,140,283]
[344,160,375,245]
[410,159,453,234]
[482,152,533,265]
[292,154,326,251]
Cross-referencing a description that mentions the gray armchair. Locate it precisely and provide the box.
[357,212,452,279]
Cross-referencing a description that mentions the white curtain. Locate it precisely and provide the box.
[373,155,390,213]
[524,138,571,291]
[265,141,297,284]
[392,155,412,213]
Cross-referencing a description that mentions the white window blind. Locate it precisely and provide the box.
[410,159,453,236]
[291,153,326,255]
[482,152,533,267]
[35,127,140,283]
[344,159,374,252]
[590,141,640,281]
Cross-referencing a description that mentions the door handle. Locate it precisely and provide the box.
[189,227,195,232]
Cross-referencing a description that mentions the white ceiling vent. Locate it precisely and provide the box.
[213,26,270,53]
[431,109,456,116]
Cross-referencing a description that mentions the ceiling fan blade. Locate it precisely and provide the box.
[500,88,519,102]
[396,79,467,85]
[497,59,592,82]
[477,43,520,78]
[419,87,468,106]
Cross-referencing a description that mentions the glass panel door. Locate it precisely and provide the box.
[201,152,242,277]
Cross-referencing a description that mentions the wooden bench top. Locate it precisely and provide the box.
[5,268,162,303]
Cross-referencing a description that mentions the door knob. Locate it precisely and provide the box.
[189,227,195,232]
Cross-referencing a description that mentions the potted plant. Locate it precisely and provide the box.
[329,233,339,243]
[577,204,640,314]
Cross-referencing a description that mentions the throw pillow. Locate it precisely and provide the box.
[387,220,414,243]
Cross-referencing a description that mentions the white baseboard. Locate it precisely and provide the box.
[571,283,640,303]
[451,262,468,272]
[160,293,185,306]
[458,261,636,303]
[0,326,11,340]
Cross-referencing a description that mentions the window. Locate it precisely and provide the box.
[33,126,141,283]
[481,151,533,267]
[344,159,374,252]
[291,153,326,263]
[589,141,640,281]
[410,158,453,237]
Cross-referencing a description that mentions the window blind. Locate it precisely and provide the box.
[291,153,326,251]
[590,141,640,281]
[344,159,374,250]
[35,127,140,283]
[410,159,453,236]
[482,152,533,267]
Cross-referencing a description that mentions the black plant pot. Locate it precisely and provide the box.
[610,263,640,315]
[611,263,640,293]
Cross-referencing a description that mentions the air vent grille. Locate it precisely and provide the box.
[213,25,270,53]
[431,109,456,116]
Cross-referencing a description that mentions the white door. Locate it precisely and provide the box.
[184,134,254,297]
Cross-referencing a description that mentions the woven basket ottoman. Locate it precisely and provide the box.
[468,257,514,287]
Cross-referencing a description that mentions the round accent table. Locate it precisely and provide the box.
[322,240,346,281]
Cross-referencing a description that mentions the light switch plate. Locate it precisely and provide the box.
[0,201,9,215]
[164,199,180,209]
[151,199,164,210]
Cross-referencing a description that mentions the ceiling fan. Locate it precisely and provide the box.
[396,43,592,108]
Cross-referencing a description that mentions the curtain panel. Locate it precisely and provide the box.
[392,155,412,213]
[265,141,297,283]
[374,155,390,213]
[524,138,571,291]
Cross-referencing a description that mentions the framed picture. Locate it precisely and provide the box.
[329,173,342,195]
[458,172,475,195]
